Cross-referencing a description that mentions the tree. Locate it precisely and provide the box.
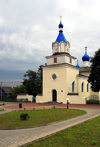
[37,65,43,81]
[7,85,27,100]
[88,49,100,92]
[37,65,43,94]
[23,68,42,96]
[13,85,27,95]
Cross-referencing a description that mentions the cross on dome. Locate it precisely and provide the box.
[56,17,68,43]
[85,46,87,54]
[58,16,63,30]
[52,17,70,55]
[60,16,62,22]
[82,47,90,62]
[76,59,80,68]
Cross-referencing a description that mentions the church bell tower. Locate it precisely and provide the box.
[46,17,76,66]
[52,16,70,55]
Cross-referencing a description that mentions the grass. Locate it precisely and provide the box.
[0,108,86,129]
[0,109,4,111]
[0,103,4,111]
[25,116,100,147]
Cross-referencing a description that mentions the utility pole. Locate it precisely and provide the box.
[0,82,2,100]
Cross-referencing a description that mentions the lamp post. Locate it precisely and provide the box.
[67,98,69,109]
[0,82,2,100]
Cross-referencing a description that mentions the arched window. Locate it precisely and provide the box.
[87,83,89,92]
[81,82,84,92]
[72,81,75,92]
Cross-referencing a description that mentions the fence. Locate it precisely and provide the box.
[0,79,23,100]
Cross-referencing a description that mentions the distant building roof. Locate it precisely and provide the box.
[2,87,14,94]
[76,64,80,68]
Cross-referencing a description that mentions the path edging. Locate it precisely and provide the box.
[16,113,100,147]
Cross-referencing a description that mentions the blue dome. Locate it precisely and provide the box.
[82,53,90,61]
[58,21,63,28]
[56,32,68,43]
[76,64,80,68]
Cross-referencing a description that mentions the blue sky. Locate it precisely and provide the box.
[0,0,100,81]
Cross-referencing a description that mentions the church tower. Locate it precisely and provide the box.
[46,17,76,66]
[36,17,81,104]
[36,17,99,104]
[52,16,70,54]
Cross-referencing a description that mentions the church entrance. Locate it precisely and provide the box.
[52,89,57,102]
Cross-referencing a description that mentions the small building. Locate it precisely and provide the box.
[17,94,33,102]
[0,87,13,99]
[36,17,100,104]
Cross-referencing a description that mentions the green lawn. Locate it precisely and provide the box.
[26,116,100,147]
[0,109,4,111]
[0,108,86,129]
[0,104,4,111]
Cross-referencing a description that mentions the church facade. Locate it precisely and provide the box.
[36,18,100,104]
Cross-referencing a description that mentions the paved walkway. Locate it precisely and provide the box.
[0,106,100,147]
[2,102,100,110]
[0,109,12,114]
[2,102,54,110]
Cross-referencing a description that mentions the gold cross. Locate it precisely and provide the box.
[85,46,87,53]
[60,16,62,22]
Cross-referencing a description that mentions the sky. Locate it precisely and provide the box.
[0,0,100,82]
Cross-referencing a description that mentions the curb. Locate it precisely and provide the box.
[15,113,100,147]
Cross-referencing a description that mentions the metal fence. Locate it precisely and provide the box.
[0,79,23,100]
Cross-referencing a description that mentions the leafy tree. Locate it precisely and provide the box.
[7,85,27,100]
[88,49,100,92]
[13,85,27,95]
[23,68,42,96]
[7,93,17,100]
[37,65,43,93]
[37,65,43,81]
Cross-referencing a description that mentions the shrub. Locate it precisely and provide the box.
[20,113,30,120]
[90,140,97,145]
[17,99,30,103]
[0,98,17,102]
[86,99,100,104]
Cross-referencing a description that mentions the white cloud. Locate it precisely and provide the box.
[0,0,100,79]
[0,16,5,26]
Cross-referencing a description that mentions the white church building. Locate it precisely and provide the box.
[36,18,100,104]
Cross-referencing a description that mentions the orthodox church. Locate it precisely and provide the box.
[36,17,100,104]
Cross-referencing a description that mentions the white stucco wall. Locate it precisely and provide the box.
[46,55,76,66]
[36,65,86,104]
[72,58,76,66]
[52,41,70,54]
[17,94,33,102]
[77,76,91,99]
[83,61,89,67]
[80,72,90,76]
[68,95,86,104]
[36,61,99,104]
